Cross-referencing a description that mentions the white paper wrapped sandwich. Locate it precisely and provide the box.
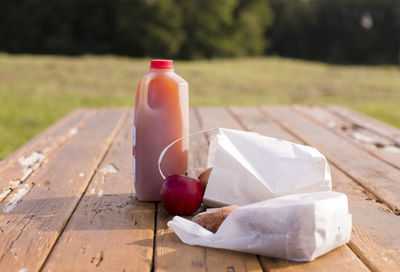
[168,191,352,261]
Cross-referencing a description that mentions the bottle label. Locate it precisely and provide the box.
[132,126,136,184]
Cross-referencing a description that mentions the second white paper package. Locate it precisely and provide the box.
[204,128,332,207]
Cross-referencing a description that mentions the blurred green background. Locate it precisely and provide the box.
[1,0,400,159]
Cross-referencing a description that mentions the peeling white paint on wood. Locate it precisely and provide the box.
[18,151,44,167]
[3,184,33,213]
[0,188,12,199]
[69,128,78,135]
[100,164,118,174]
[383,146,400,153]
[10,247,18,260]
[10,180,21,186]
[100,164,119,184]
[353,132,374,144]
[21,168,33,182]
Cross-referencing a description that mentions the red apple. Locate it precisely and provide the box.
[198,167,213,191]
[161,174,204,215]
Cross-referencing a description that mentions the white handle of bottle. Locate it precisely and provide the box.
[158,127,219,180]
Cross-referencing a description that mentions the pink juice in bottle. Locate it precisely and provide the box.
[133,60,189,201]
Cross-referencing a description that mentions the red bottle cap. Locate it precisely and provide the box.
[150,59,173,69]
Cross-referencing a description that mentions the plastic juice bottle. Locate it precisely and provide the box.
[133,59,189,201]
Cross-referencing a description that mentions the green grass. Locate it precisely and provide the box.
[1,53,400,159]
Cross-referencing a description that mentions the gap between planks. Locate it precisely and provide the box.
[151,202,159,272]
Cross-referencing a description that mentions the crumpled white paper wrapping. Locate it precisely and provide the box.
[168,191,352,262]
[203,128,332,207]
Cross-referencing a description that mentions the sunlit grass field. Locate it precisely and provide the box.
[1,53,400,159]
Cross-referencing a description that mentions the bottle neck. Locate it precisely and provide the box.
[150,68,174,72]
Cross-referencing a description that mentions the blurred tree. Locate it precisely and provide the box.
[177,0,239,59]
[115,0,184,58]
[177,0,274,58]
[234,0,274,56]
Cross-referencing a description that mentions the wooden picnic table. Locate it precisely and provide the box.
[0,106,399,272]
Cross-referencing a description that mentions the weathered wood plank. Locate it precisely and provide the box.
[0,109,94,202]
[327,105,400,145]
[261,106,400,215]
[294,106,400,170]
[43,111,156,272]
[0,109,127,272]
[230,107,400,271]
[154,108,262,272]
[0,109,93,174]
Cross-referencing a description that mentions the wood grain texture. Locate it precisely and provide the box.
[43,111,156,272]
[154,108,262,272]
[0,109,127,272]
[230,106,400,272]
[0,109,94,202]
[261,106,400,215]
[294,106,400,170]
[0,109,93,174]
[228,107,371,272]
